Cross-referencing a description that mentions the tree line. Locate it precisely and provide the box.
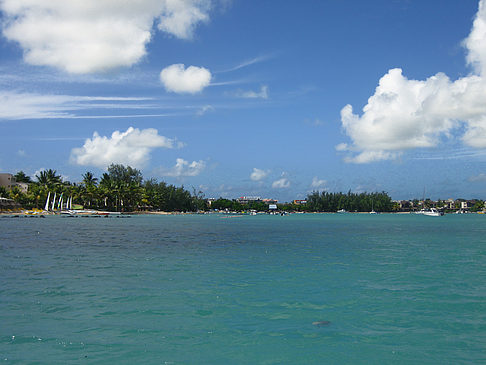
[305,191,393,212]
[1,164,207,212]
[1,165,395,212]
[207,191,393,212]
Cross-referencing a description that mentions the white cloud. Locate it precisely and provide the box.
[0,91,157,120]
[0,0,212,74]
[158,158,206,177]
[272,177,290,189]
[219,54,273,73]
[196,104,214,116]
[157,0,211,39]
[160,64,212,94]
[338,0,486,163]
[235,85,268,99]
[17,149,26,157]
[310,177,327,190]
[0,91,75,119]
[468,173,486,182]
[70,127,179,168]
[250,168,269,181]
[464,0,486,75]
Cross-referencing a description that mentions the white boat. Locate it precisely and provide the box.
[416,208,442,216]
[60,210,77,217]
[337,209,347,213]
[370,200,377,214]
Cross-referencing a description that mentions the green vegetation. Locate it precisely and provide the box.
[1,166,396,213]
[2,164,207,212]
[306,191,393,212]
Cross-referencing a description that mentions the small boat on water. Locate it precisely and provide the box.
[60,210,78,217]
[416,208,443,216]
[337,209,347,214]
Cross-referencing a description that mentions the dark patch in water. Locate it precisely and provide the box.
[312,321,330,327]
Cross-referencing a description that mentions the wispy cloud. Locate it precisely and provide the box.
[156,158,206,177]
[250,168,269,181]
[234,85,269,99]
[469,173,486,182]
[65,114,179,119]
[411,148,486,160]
[217,54,273,73]
[272,177,290,189]
[310,177,327,190]
[0,91,195,120]
[196,105,215,116]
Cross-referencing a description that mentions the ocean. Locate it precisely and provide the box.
[1,213,485,364]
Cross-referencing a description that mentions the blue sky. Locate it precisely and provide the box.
[1,0,485,201]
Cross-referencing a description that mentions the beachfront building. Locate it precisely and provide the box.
[236,196,262,204]
[0,173,15,190]
[262,198,278,205]
[0,197,22,212]
[0,173,29,193]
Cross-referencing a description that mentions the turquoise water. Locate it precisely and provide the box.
[1,213,486,364]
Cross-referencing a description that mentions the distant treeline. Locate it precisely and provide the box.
[1,164,394,212]
[208,191,394,212]
[305,191,393,212]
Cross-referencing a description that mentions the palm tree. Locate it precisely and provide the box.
[82,171,98,187]
[14,171,32,183]
[36,169,62,189]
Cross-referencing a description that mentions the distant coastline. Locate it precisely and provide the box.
[1,165,485,215]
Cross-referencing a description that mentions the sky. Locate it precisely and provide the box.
[1,0,486,202]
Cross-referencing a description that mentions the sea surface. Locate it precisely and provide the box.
[1,213,486,364]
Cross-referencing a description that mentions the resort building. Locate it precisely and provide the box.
[0,173,29,193]
[0,173,15,190]
[236,196,262,204]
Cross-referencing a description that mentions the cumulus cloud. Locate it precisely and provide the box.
[160,64,212,94]
[0,0,212,74]
[338,0,486,163]
[250,168,269,181]
[272,177,290,189]
[158,158,206,177]
[235,85,269,99]
[70,127,179,168]
[157,0,211,39]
